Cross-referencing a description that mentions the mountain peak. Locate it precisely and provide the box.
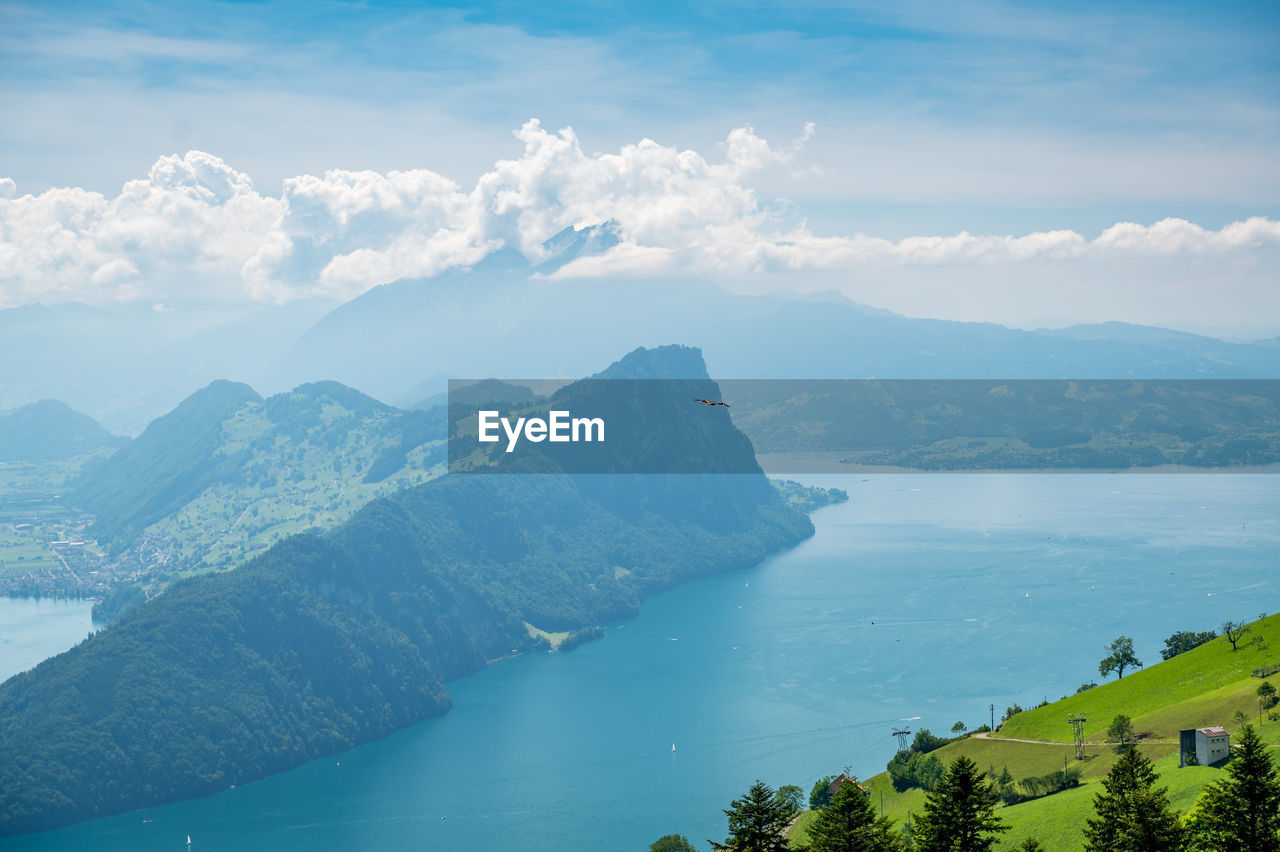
[279,381,392,414]
[188,379,264,406]
[590,344,710,381]
[535,221,621,274]
[0,399,123,462]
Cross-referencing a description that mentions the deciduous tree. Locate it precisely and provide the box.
[1259,680,1278,710]
[1224,620,1252,651]
[810,776,835,810]
[776,785,804,813]
[1107,714,1136,748]
[1099,636,1142,680]
[1161,629,1217,660]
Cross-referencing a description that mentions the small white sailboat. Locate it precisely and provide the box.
[186,836,192,847]
[671,743,676,753]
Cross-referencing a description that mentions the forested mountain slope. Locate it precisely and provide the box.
[0,346,828,836]
[71,380,445,568]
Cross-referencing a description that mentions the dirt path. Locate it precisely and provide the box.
[971,730,1177,746]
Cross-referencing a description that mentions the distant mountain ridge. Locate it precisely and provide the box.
[727,379,1280,468]
[0,299,338,435]
[0,345,825,836]
[6,236,1280,433]
[0,400,125,462]
[262,272,1280,407]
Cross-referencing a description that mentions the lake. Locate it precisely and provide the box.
[0,597,94,683]
[2,473,1278,850]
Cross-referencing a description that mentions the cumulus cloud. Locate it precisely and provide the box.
[0,151,277,306]
[1,121,1278,310]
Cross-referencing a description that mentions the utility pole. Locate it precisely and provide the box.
[1068,714,1087,761]
[990,703,995,730]
[892,728,912,752]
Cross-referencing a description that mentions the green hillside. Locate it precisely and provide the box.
[998,613,1280,743]
[72,379,266,552]
[71,380,447,583]
[792,612,1280,849]
[993,753,1222,849]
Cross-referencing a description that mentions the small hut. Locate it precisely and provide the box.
[828,773,870,798]
[1179,726,1230,767]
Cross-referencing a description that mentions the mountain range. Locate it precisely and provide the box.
[263,273,1280,408]
[4,225,1279,435]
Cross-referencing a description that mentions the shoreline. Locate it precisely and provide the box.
[758,451,1280,475]
[0,481,828,837]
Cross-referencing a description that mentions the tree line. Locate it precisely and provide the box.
[657,724,1280,850]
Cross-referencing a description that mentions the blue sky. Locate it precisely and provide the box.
[5,0,1277,216]
[1,0,1278,328]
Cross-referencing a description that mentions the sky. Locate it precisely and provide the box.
[1,0,1278,332]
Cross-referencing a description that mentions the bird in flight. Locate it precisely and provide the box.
[694,399,730,407]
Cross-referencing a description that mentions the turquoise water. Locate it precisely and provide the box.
[0,597,93,683]
[3,474,1278,850]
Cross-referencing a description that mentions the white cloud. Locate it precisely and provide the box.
[1,122,1278,315]
[1093,217,1280,254]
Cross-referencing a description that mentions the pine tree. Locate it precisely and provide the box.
[808,780,905,852]
[712,780,797,852]
[912,755,1008,852]
[1083,747,1184,851]
[1186,725,1280,851]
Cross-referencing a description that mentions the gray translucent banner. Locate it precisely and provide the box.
[447,379,1280,474]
